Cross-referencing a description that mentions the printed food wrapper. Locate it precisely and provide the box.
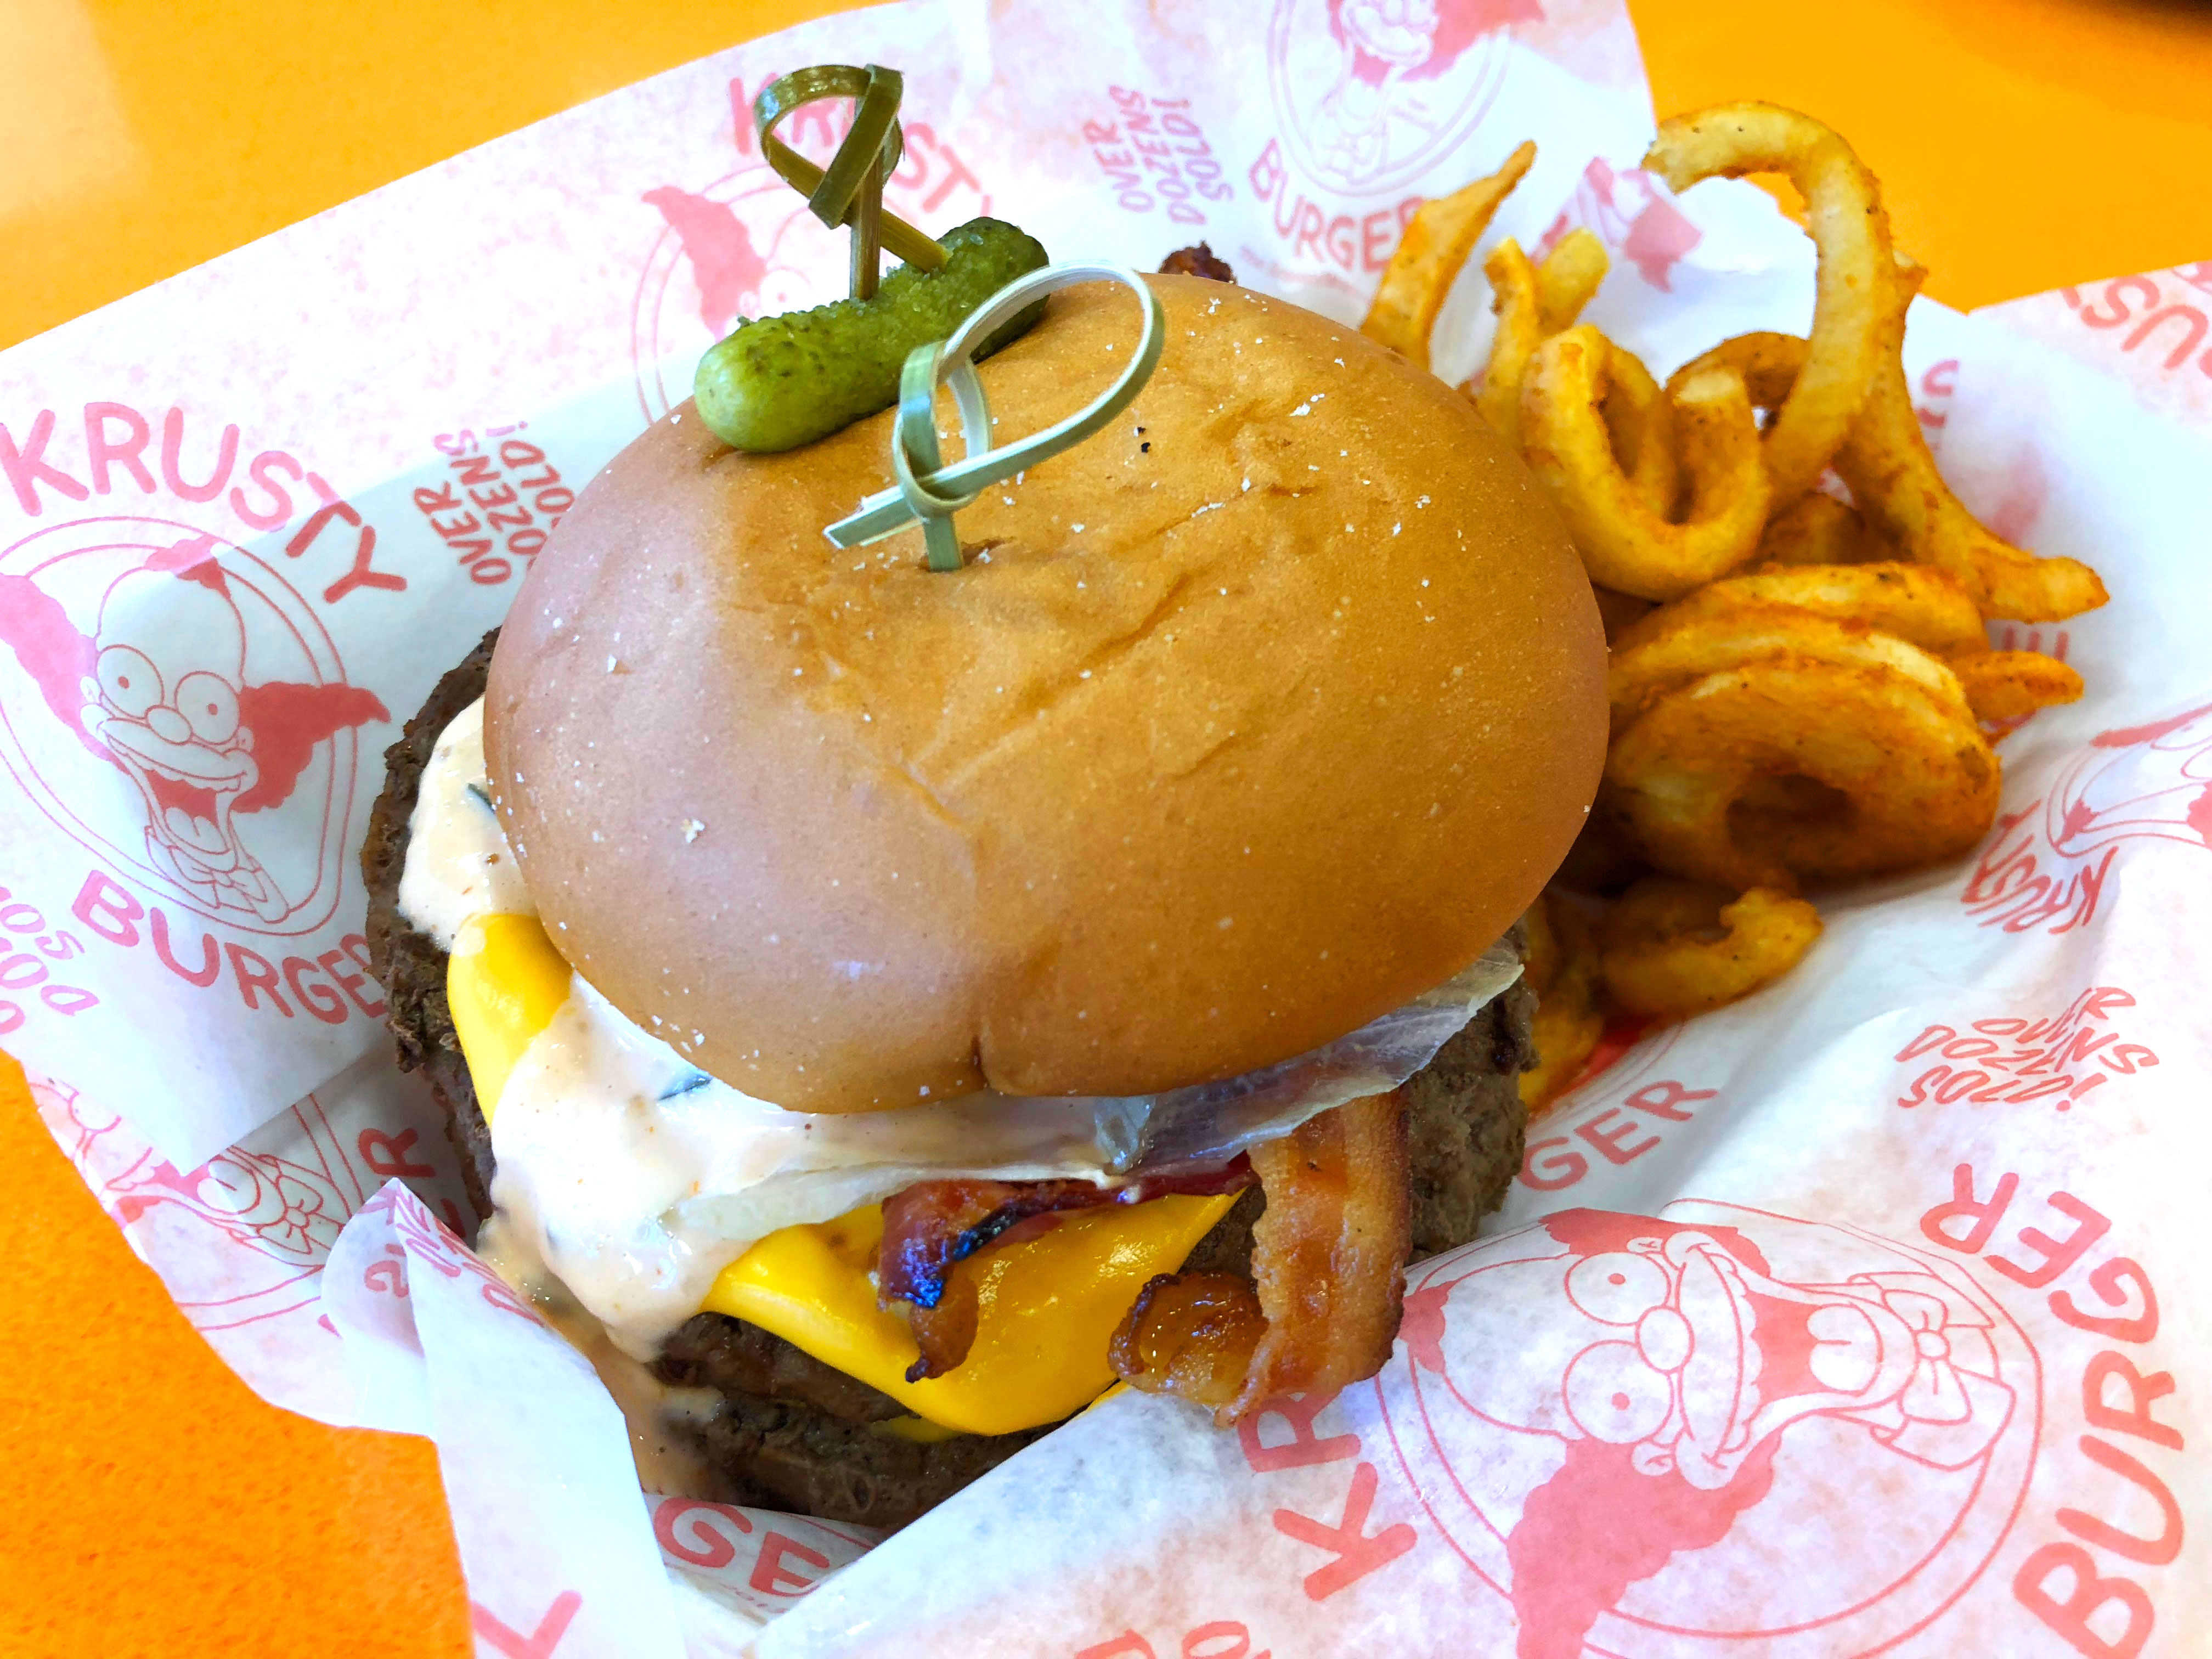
[5,1,2209,1655]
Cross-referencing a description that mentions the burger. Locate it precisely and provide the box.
[362,255,1606,1528]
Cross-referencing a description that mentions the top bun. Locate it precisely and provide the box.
[485,274,1605,1114]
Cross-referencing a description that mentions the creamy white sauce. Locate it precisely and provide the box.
[478,1211,721,1497]
[398,705,1523,1358]
[397,698,533,947]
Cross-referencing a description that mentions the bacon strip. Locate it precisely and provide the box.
[902,1279,982,1386]
[1157,242,1236,283]
[1107,1271,1266,1407]
[1109,1089,1412,1425]
[879,1159,1254,1383]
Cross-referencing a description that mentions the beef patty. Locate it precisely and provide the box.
[362,635,1537,1529]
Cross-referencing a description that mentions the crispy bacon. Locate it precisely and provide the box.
[903,1280,982,1386]
[1108,1271,1266,1408]
[1109,1089,1412,1425]
[1157,242,1237,283]
[878,1159,1255,1383]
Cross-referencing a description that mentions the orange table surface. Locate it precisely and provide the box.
[4,1,2211,1653]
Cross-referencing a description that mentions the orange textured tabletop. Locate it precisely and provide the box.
[3,1,2209,1653]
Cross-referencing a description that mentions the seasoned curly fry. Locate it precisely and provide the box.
[1475,238,1543,450]
[1521,326,1771,600]
[1520,893,1606,1113]
[1644,103,1894,509]
[1683,276,2108,620]
[1487,233,1657,486]
[1537,228,1609,334]
[1522,988,1602,1112]
[1361,140,1535,371]
[1485,104,2113,1057]
[1834,262,2109,622]
[1607,597,1972,734]
[1953,650,2086,724]
[1613,561,1990,659]
[1599,879,1823,1017]
[1604,658,2001,890]
[1756,493,1892,566]
[1602,343,1681,518]
[1667,329,1807,421]
[1523,886,1566,989]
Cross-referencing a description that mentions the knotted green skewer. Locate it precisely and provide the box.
[826,263,1165,571]
[692,64,1048,455]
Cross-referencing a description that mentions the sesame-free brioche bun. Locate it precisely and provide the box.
[484,274,1605,1114]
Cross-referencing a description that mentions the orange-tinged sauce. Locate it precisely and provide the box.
[451,909,1233,1432]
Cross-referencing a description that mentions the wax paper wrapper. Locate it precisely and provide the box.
[6,1,2211,1655]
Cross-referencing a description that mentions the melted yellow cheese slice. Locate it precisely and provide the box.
[702,1191,1233,1436]
[447,912,1234,1435]
[447,912,574,1120]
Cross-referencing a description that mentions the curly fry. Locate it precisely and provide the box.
[1599,879,1823,1018]
[1607,597,1973,735]
[1602,343,1681,518]
[1521,894,1605,1113]
[1612,561,1990,659]
[1756,493,1892,566]
[1537,228,1609,334]
[1488,230,1647,490]
[1523,886,1566,990]
[1521,326,1770,601]
[1475,238,1543,450]
[1667,328,1807,420]
[1604,658,2001,890]
[1833,262,2109,622]
[1953,650,2086,724]
[1644,103,1894,508]
[1681,280,2108,622]
[1362,140,1535,371]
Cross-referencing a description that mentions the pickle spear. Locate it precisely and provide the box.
[695,217,1049,453]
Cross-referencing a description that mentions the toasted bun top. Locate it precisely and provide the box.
[486,275,1604,1113]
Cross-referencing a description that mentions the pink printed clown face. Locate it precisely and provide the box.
[80,567,260,876]
[1314,0,1441,174]
[1442,1224,2012,1490]
[1297,0,1529,189]
[0,520,390,932]
[1339,0,1440,67]
[1386,1206,2037,1659]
